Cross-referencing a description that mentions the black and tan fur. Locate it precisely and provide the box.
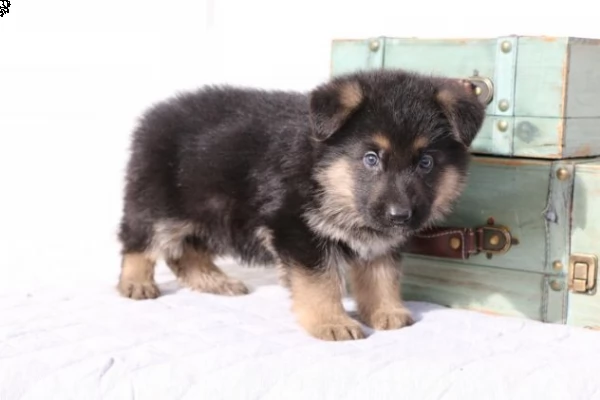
[117,69,485,341]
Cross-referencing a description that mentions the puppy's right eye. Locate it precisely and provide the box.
[418,154,434,172]
[363,151,379,168]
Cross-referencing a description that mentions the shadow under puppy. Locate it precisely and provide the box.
[117,69,486,341]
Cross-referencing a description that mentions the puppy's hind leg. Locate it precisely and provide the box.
[166,242,249,296]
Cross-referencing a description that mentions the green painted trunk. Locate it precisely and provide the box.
[330,36,600,159]
[398,156,600,328]
[331,35,600,328]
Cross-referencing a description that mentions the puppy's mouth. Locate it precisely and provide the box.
[361,221,411,237]
[362,212,427,237]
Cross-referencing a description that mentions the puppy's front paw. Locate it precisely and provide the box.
[184,273,249,296]
[307,317,365,341]
[118,280,160,300]
[367,306,414,330]
[212,278,249,296]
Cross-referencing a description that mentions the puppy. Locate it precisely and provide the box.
[117,69,485,341]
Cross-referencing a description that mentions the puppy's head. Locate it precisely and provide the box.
[307,69,485,244]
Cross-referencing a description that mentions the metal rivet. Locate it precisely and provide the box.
[553,261,564,271]
[497,120,508,132]
[489,235,500,246]
[550,280,564,291]
[556,167,570,180]
[450,237,461,250]
[501,41,512,53]
[369,40,380,51]
[498,100,510,112]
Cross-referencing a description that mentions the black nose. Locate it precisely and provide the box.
[387,204,412,225]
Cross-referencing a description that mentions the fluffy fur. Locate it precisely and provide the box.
[117,69,486,341]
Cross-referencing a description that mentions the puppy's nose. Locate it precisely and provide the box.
[387,204,412,225]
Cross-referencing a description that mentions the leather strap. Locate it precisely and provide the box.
[404,224,515,260]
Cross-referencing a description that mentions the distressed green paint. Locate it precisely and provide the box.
[463,117,512,155]
[546,162,575,276]
[564,118,600,158]
[397,156,600,326]
[330,38,384,76]
[491,36,518,119]
[477,117,565,158]
[542,161,574,324]
[512,117,600,158]
[513,37,568,118]
[543,274,568,324]
[382,37,497,87]
[426,157,552,273]
[330,35,600,159]
[566,38,600,118]
[567,161,600,327]
[401,257,547,320]
[512,117,563,158]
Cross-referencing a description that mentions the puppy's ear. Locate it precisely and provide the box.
[435,79,486,147]
[308,78,364,141]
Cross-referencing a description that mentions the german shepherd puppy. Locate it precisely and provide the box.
[117,69,485,341]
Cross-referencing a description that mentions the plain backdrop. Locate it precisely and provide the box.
[0,0,599,289]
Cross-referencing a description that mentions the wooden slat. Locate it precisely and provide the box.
[401,257,547,320]
[468,116,512,156]
[511,117,563,158]
[330,38,384,77]
[513,37,568,118]
[544,161,575,323]
[564,118,600,158]
[566,38,600,118]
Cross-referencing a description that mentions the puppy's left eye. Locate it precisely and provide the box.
[363,151,380,168]
[418,154,434,172]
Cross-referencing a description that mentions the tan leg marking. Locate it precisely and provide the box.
[167,246,248,296]
[118,252,160,300]
[349,255,414,330]
[289,266,364,341]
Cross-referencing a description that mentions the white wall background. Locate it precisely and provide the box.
[0,0,598,288]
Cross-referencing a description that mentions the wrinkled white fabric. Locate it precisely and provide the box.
[1,263,600,400]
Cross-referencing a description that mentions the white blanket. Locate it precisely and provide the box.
[2,261,600,400]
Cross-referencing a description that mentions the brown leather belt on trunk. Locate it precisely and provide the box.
[404,222,518,260]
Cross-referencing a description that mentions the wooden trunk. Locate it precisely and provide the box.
[330,36,600,328]
[331,36,600,159]
[400,156,600,328]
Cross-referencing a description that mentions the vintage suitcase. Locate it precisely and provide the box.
[400,156,600,328]
[331,36,600,159]
[330,36,600,329]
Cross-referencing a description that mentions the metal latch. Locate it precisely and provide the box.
[568,253,598,294]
